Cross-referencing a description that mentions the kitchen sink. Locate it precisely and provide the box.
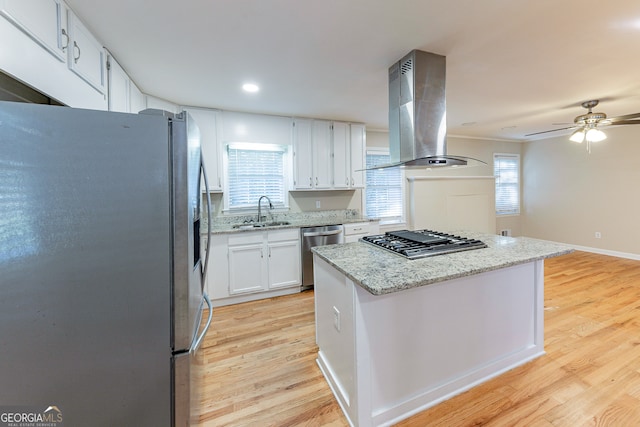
[232,221,291,229]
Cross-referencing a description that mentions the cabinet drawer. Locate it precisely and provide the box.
[267,228,299,242]
[228,230,264,246]
[343,222,370,236]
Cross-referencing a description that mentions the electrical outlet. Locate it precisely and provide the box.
[316,200,321,209]
[595,232,602,239]
[332,306,340,332]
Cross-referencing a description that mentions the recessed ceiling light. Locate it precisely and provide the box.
[242,83,260,93]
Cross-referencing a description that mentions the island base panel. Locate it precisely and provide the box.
[314,256,545,427]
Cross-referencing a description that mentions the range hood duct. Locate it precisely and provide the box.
[387,50,469,168]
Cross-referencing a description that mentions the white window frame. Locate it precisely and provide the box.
[222,142,292,214]
[493,153,520,216]
[364,148,405,224]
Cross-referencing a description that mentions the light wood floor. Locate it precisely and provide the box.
[195,251,640,426]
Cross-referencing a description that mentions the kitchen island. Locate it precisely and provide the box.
[312,232,572,427]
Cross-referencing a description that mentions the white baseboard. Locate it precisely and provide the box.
[554,242,640,261]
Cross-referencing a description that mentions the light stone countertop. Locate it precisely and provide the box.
[311,231,573,296]
[203,209,377,235]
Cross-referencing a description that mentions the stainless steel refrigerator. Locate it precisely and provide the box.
[0,101,212,426]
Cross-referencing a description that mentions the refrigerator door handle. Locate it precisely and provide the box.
[200,156,213,285]
[192,293,212,353]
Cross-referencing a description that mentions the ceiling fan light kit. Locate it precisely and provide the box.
[585,128,606,142]
[526,99,640,154]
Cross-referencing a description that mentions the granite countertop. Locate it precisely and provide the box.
[204,209,378,235]
[311,231,573,296]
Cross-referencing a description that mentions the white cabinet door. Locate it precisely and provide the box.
[107,55,129,113]
[293,118,313,189]
[228,243,268,294]
[0,0,67,62]
[129,80,145,113]
[332,122,350,189]
[67,10,106,94]
[350,124,366,188]
[312,120,332,189]
[185,108,223,192]
[267,239,300,289]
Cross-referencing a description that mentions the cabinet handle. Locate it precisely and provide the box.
[346,178,349,186]
[351,178,354,186]
[261,249,264,258]
[61,29,69,51]
[309,177,312,187]
[73,41,81,64]
[268,247,271,257]
[315,177,318,186]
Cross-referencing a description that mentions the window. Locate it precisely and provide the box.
[494,153,520,215]
[225,142,289,211]
[365,149,403,223]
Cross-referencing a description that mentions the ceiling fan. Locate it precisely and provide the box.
[525,100,640,153]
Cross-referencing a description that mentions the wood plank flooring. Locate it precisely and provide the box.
[194,251,640,426]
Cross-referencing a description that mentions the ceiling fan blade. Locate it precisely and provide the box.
[525,126,577,137]
[605,112,640,123]
[604,119,640,126]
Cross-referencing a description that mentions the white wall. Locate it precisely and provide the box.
[522,126,640,257]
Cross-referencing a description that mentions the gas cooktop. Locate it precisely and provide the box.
[360,229,487,260]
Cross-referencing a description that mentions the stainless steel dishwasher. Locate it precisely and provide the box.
[301,225,344,290]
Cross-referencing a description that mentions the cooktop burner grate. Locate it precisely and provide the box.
[361,229,487,259]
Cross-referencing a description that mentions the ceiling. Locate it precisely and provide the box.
[65,0,640,141]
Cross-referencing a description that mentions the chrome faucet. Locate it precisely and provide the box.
[257,195,273,224]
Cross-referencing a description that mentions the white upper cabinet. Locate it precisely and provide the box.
[292,118,313,189]
[293,119,332,190]
[293,118,366,190]
[0,0,107,109]
[185,108,223,192]
[106,54,129,113]
[0,0,68,62]
[107,53,145,114]
[129,80,145,113]
[67,9,106,94]
[311,120,333,189]
[332,121,350,189]
[349,123,366,188]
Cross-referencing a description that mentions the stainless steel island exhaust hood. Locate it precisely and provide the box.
[386,49,474,168]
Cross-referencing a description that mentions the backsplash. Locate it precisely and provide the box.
[202,209,361,229]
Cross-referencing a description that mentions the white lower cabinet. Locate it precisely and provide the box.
[228,240,268,294]
[205,228,301,306]
[267,237,301,289]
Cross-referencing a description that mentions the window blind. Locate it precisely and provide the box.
[494,154,520,215]
[365,152,403,221]
[227,144,286,209]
